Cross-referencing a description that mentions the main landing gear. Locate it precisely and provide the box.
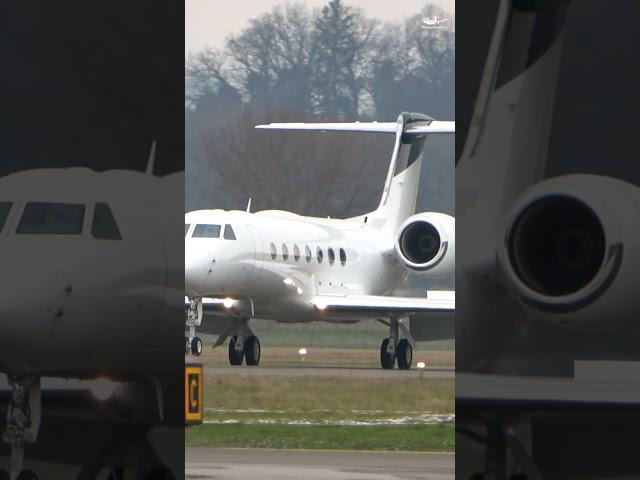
[379,318,414,370]
[228,334,261,366]
[1,375,41,480]
[207,317,261,367]
[185,297,203,356]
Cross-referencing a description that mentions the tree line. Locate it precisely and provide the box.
[186,1,454,120]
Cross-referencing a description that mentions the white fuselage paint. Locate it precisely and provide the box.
[185,209,413,323]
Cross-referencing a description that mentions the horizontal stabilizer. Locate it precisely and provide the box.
[255,120,455,135]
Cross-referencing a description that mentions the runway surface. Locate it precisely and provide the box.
[204,366,454,379]
[186,447,454,480]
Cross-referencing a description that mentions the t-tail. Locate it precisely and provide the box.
[255,112,455,232]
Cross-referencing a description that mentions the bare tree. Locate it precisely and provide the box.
[369,3,454,119]
[311,0,378,118]
[191,105,392,217]
[224,3,316,112]
[186,48,242,112]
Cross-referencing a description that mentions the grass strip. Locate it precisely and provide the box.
[186,424,454,452]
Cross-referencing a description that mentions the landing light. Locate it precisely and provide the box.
[315,301,327,311]
[283,278,294,286]
[296,287,303,295]
[298,347,307,355]
[223,297,236,309]
[417,362,426,369]
[91,378,116,401]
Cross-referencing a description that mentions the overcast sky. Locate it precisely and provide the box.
[186,0,455,55]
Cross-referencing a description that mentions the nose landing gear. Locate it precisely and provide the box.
[185,297,203,357]
[1,375,41,480]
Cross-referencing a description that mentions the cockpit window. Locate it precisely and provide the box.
[185,224,190,237]
[17,202,85,235]
[0,202,12,233]
[92,203,122,240]
[192,224,221,238]
[223,225,237,240]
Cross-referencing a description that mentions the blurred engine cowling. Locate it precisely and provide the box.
[497,174,640,326]
[394,212,455,278]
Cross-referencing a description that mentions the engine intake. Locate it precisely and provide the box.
[399,221,441,264]
[394,212,454,277]
[508,195,605,297]
[497,174,639,325]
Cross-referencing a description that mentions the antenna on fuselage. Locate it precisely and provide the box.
[246,198,252,213]
[146,140,157,175]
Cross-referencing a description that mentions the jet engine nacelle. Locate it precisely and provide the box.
[394,212,455,278]
[497,174,640,327]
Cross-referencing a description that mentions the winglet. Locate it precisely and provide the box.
[146,140,157,175]
[246,198,252,213]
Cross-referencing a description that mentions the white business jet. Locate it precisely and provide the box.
[185,112,455,370]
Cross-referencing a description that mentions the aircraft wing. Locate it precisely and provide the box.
[255,121,455,135]
[311,294,454,316]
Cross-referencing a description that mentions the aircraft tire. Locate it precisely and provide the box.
[380,338,396,369]
[229,336,244,366]
[244,336,261,366]
[185,337,190,354]
[396,339,412,370]
[190,337,203,356]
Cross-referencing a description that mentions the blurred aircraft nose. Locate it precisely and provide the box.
[185,246,215,295]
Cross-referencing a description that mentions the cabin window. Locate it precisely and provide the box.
[223,225,237,240]
[192,224,221,238]
[282,243,289,261]
[328,248,335,265]
[0,202,12,233]
[339,248,347,266]
[293,244,300,262]
[305,245,312,263]
[91,203,122,240]
[317,247,324,264]
[270,242,277,260]
[185,224,190,237]
[17,202,85,235]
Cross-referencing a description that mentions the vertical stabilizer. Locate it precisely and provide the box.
[374,112,433,234]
